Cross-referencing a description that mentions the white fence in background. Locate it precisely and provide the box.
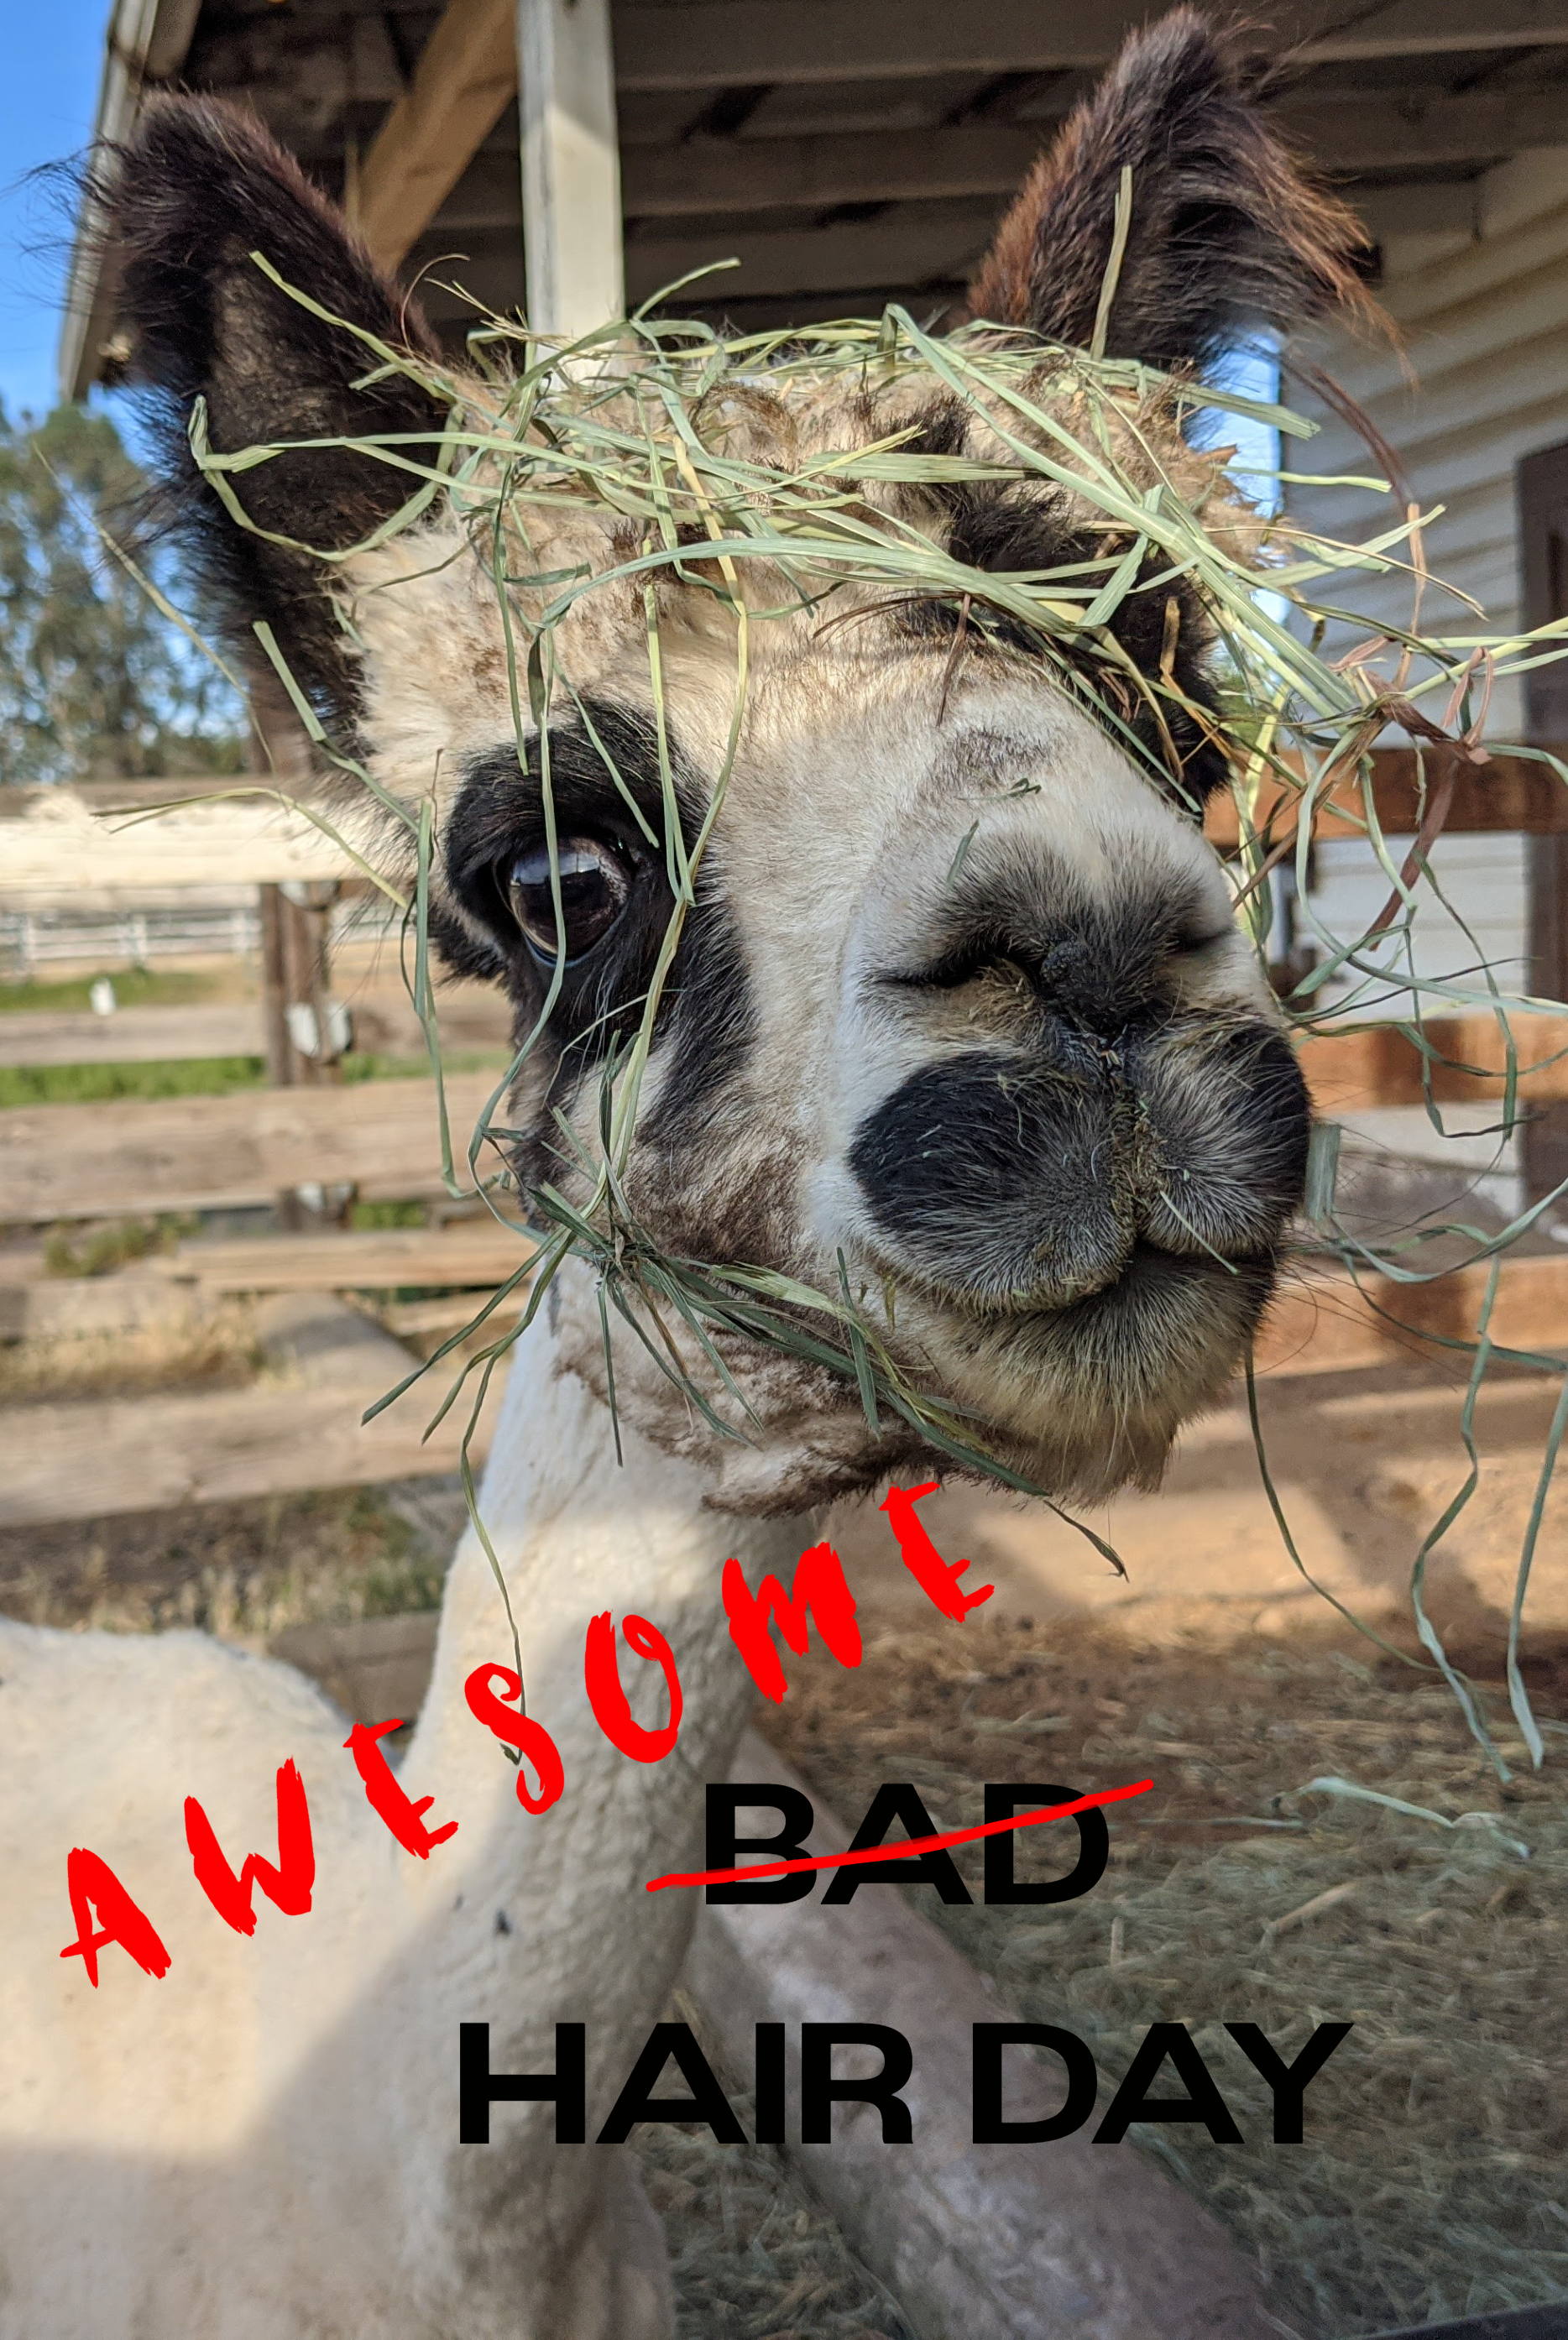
[0,894,405,978]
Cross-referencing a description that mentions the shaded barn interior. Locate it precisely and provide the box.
[62,0,1568,373]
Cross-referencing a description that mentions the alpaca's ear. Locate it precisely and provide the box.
[100,96,448,727]
[966,8,1374,369]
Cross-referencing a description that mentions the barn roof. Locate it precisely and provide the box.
[60,0,1568,395]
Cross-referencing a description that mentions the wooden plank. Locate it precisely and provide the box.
[620,123,1043,219]
[1298,1014,1568,1110]
[0,789,358,896]
[354,0,516,273]
[616,97,1568,227]
[1204,750,1568,849]
[0,1297,511,1526]
[613,0,1568,92]
[1257,1251,1568,1378]
[0,1222,530,1290]
[167,1222,531,1293]
[626,201,995,307]
[0,1073,500,1222]
[0,1005,266,1069]
[0,985,510,1072]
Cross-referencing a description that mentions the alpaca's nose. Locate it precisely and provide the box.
[848,1047,1147,1310]
[847,1009,1309,1314]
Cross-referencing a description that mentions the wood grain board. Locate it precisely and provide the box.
[0,1294,507,1528]
[1255,1252,1568,1376]
[0,988,510,1069]
[0,1072,501,1220]
[0,1004,267,1068]
[1203,750,1568,847]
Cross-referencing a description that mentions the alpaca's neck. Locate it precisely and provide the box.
[396,1305,809,2100]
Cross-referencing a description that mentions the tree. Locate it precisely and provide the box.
[0,402,244,786]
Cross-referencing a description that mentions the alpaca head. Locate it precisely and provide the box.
[103,13,1371,1513]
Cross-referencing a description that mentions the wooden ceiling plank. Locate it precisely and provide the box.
[612,0,1568,93]
[624,204,996,305]
[354,0,518,273]
[610,95,1568,227]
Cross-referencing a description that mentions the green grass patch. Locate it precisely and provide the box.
[0,967,222,1015]
[350,1197,427,1231]
[0,1047,510,1109]
[0,1056,268,1106]
[341,1049,510,1084]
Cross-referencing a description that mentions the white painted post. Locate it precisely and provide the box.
[515,0,625,337]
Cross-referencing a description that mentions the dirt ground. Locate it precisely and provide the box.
[5,1311,1568,2335]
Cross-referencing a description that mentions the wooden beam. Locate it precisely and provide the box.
[354,0,517,274]
[1297,1014,1568,1110]
[619,125,1042,219]
[1279,92,1568,173]
[164,1222,531,1293]
[1204,751,1568,850]
[1257,1251,1568,1377]
[0,1221,531,1293]
[518,0,625,333]
[0,1073,502,1223]
[626,201,993,307]
[0,1295,510,1526]
[0,1005,266,1070]
[611,97,1568,228]
[613,0,1568,92]
[1352,181,1479,241]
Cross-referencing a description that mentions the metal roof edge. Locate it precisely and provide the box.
[56,0,203,405]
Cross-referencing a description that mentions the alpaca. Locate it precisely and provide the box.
[0,18,1371,2337]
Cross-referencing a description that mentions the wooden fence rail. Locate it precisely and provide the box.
[0,1072,500,1221]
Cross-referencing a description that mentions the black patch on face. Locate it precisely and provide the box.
[437,700,753,1193]
[850,1011,1309,1308]
[849,1051,1135,1305]
[893,401,1228,811]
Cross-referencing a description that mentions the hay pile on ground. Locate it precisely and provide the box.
[633,1992,910,2340]
[0,1480,449,1643]
[766,1609,1568,2338]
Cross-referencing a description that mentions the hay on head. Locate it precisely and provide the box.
[167,277,1568,1760]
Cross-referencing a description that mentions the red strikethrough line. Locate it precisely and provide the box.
[643,1778,1154,1893]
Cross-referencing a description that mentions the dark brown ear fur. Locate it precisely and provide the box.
[97,96,447,732]
[967,9,1376,368]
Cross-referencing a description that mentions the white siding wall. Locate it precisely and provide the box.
[1283,151,1568,1043]
[1309,830,1529,1015]
[1285,148,1568,741]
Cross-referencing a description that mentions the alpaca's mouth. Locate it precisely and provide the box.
[895,1240,1279,1486]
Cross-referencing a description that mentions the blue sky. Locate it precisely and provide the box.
[0,0,110,420]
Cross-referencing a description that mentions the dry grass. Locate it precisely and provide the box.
[0,1303,257,1405]
[765,1611,1568,2339]
[0,1480,450,1643]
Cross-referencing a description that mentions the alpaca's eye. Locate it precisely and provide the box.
[506,836,632,962]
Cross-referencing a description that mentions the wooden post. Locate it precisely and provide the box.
[1516,443,1568,1202]
[246,676,355,1226]
[516,0,624,336]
